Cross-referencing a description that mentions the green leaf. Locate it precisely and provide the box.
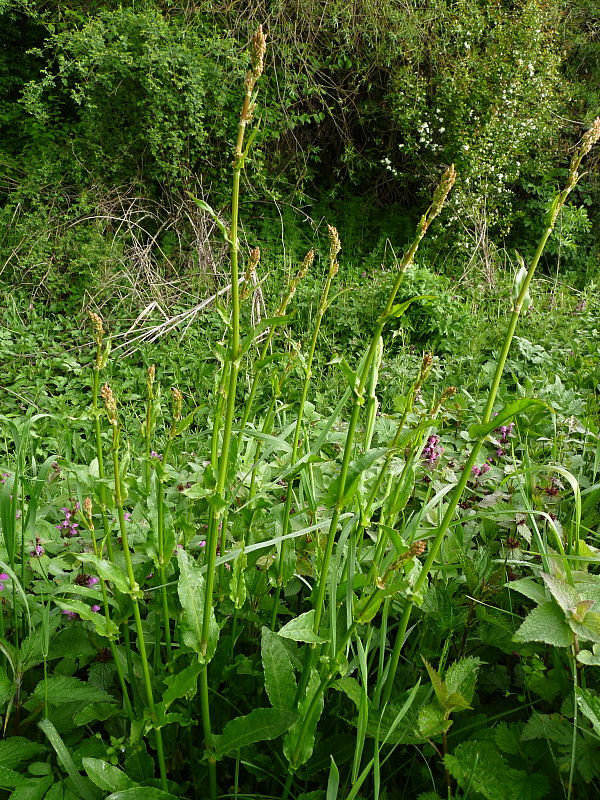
[26,676,114,710]
[417,704,451,740]
[576,687,600,738]
[382,295,436,321]
[176,548,219,663]
[261,627,296,710]
[541,572,580,613]
[228,546,247,610]
[0,738,46,770]
[468,398,546,440]
[8,775,54,800]
[75,554,130,593]
[53,599,119,639]
[162,661,202,708]
[38,718,101,800]
[444,657,481,705]
[284,669,324,768]
[214,707,297,758]
[0,765,26,789]
[105,790,179,800]
[324,448,387,508]
[513,601,572,647]
[73,703,124,727]
[506,577,547,605]
[278,610,328,643]
[445,740,549,800]
[82,759,136,792]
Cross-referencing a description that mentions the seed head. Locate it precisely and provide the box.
[172,387,183,422]
[250,25,267,80]
[410,540,427,558]
[83,497,94,530]
[88,311,104,347]
[428,164,456,223]
[101,383,118,425]
[147,364,156,391]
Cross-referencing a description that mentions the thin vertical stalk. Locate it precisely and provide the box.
[199,28,266,800]
[271,233,339,627]
[100,384,168,791]
[382,119,600,705]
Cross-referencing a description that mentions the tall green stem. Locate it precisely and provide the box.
[382,121,600,704]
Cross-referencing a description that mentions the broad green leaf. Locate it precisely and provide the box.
[0,765,26,788]
[576,687,600,738]
[541,572,581,613]
[82,759,136,792]
[468,398,546,440]
[52,600,118,639]
[521,712,572,745]
[75,554,130,593]
[0,738,46,770]
[444,657,481,705]
[176,548,219,663]
[8,775,54,800]
[74,703,124,727]
[283,669,324,768]
[382,295,436,322]
[417,704,451,740]
[506,577,547,605]
[162,661,202,708]
[0,665,15,705]
[569,611,600,643]
[513,601,572,647]
[214,707,297,758]
[261,627,296,710]
[228,546,247,610]
[26,676,114,710]
[445,740,549,800]
[324,448,387,508]
[106,790,179,800]
[278,610,328,644]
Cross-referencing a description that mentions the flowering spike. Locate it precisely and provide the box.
[101,383,118,426]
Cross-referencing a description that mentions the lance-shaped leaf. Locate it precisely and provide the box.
[75,554,130,594]
[261,627,296,710]
[283,669,324,768]
[213,707,297,758]
[278,610,328,644]
[176,548,219,663]
[324,448,387,509]
[468,398,547,440]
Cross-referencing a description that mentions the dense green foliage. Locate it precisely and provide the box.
[0,6,600,800]
[0,0,599,299]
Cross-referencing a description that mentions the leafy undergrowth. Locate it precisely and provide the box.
[0,271,599,800]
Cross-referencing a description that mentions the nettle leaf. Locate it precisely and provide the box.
[576,687,600,738]
[570,611,600,644]
[0,764,27,788]
[176,548,219,663]
[278,610,328,644]
[444,657,482,706]
[468,398,546,440]
[521,713,572,746]
[8,775,54,800]
[0,737,46,769]
[417,704,451,740]
[82,758,136,792]
[261,627,296,710]
[577,643,600,666]
[541,572,581,614]
[214,707,297,758]
[26,676,114,710]
[445,740,549,800]
[506,577,547,605]
[284,669,324,768]
[323,448,387,508]
[513,601,572,647]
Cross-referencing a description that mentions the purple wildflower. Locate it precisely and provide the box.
[87,576,100,587]
[30,538,44,557]
[62,610,79,620]
[91,605,101,613]
[150,451,162,460]
[56,506,80,538]
[123,511,132,522]
[198,540,206,548]
[0,573,10,590]
[422,435,443,467]
[497,423,514,444]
